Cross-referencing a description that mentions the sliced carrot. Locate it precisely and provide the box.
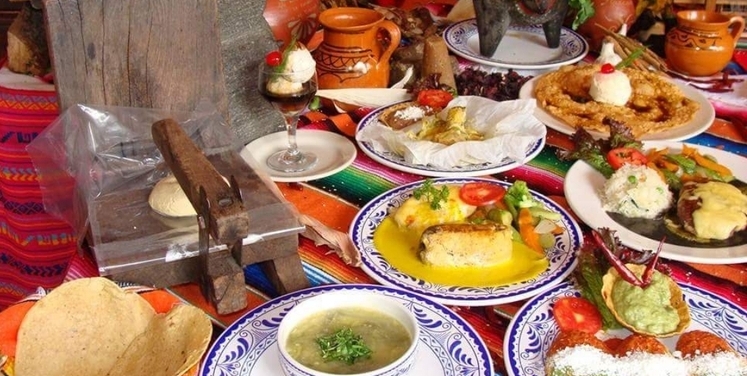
[551,224,565,235]
[691,153,732,177]
[518,208,544,255]
[140,290,182,314]
[0,301,34,357]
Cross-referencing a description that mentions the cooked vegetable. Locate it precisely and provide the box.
[504,180,541,219]
[518,208,544,255]
[316,328,372,365]
[412,179,450,210]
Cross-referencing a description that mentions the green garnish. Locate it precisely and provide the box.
[316,328,372,365]
[568,0,595,30]
[615,47,645,70]
[275,33,299,74]
[308,96,321,111]
[412,179,450,210]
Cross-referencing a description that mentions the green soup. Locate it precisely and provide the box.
[286,307,412,374]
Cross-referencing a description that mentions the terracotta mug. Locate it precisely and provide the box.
[313,7,401,89]
[665,10,745,77]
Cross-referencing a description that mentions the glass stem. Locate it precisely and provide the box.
[284,115,301,160]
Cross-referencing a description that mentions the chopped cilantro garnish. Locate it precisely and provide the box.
[316,328,372,365]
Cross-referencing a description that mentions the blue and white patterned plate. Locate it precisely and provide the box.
[355,105,545,178]
[443,19,589,70]
[199,284,494,376]
[504,281,747,376]
[349,177,582,306]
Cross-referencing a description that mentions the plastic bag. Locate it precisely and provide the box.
[27,101,302,275]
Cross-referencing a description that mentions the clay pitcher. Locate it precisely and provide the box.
[665,10,745,77]
[313,7,401,89]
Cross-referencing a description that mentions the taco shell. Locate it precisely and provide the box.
[601,264,690,338]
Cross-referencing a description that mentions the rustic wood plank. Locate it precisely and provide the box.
[42,0,229,118]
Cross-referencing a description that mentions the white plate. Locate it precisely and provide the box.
[241,130,356,183]
[349,177,583,306]
[504,281,747,376]
[443,19,589,70]
[199,284,494,376]
[518,74,716,142]
[355,104,546,178]
[564,141,747,264]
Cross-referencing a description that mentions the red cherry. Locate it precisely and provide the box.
[265,51,282,67]
[600,63,615,74]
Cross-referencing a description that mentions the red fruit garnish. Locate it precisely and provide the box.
[265,51,282,67]
[600,63,615,74]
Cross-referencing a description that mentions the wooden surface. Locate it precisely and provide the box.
[152,119,250,245]
[42,0,229,118]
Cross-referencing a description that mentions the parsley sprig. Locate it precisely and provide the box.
[413,179,450,210]
[316,328,372,365]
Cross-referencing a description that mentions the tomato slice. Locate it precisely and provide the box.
[607,147,648,170]
[552,296,603,335]
[459,182,506,206]
[416,89,454,109]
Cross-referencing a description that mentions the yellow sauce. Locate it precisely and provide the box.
[373,218,549,287]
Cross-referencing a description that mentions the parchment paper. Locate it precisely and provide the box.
[356,96,546,168]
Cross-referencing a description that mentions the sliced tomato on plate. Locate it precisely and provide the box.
[607,147,648,170]
[552,296,603,334]
[416,89,454,109]
[459,182,506,206]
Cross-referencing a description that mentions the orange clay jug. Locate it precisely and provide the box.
[313,7,401,89]
[665,10,745,77]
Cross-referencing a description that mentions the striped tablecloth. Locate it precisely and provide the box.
[188,108,747,375]
[52,101,747,375]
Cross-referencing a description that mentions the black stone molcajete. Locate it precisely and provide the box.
[474,0,569,57]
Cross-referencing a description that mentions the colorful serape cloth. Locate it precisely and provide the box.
[0,65,77,310]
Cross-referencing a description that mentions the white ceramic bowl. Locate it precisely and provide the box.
[276,289,420,376]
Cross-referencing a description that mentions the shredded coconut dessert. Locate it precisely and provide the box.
[546,345,747,376]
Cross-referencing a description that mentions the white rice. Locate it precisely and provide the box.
[600,164,673,219]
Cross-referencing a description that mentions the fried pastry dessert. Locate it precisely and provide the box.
[675,330,736,358]
[534,64,700,138]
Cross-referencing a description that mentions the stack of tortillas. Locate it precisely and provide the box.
[13,278,212,376]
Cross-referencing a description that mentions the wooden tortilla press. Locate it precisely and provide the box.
[151,118,307,315]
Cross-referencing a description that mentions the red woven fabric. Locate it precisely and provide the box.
[0,81,77,310]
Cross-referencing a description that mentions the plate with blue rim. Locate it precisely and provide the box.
[503,281,747,376]
[355,103,546,178]
[199,283,494,376]
[443,19,589,70]
[349,177,582,306]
